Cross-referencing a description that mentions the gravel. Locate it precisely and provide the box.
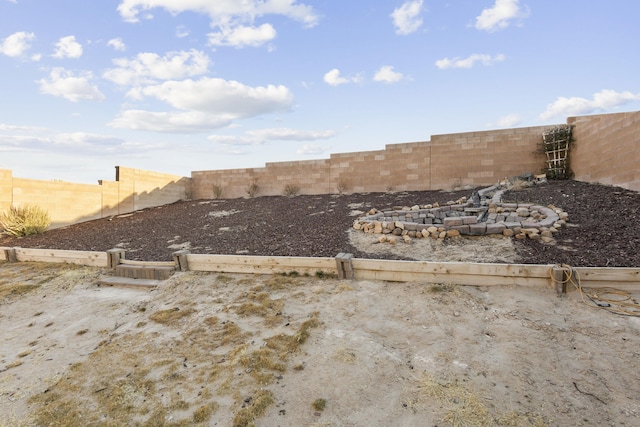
[1,180,639,267]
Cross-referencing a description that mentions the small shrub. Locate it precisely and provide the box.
[212,184,223,199]
[336,180,348,195]
[312,398,326,411]
[315,270,337,279]
[283,184,300,197]
[246,179,259,198]
[0,204,51,237]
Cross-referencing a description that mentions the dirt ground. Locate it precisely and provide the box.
[2,262,640,426]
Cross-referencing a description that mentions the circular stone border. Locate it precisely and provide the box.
[353,181,570,243]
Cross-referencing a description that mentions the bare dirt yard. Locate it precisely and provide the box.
[2,262,640,426]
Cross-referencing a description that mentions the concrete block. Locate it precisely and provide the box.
[450,225,470,234]
[469,223,487,235]
[461,216,478,225]
[503,222,522,229]
[486,223,506,234]
[443,217,463,227]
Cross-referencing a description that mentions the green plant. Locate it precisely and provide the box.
[246,179,259,198]
[315,270,337,279]
[0,204,51,237]
[283,184,300,197]
[312,398,326,411]
[541,125,573,180]
[212,184,223,199]
[336,180,348,195]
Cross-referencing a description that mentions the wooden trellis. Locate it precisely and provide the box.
[543,125,572,179]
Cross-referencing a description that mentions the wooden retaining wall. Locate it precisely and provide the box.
[1,247,108,267]
[1,247,639,292]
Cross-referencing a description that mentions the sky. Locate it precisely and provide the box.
[1,0,639,184]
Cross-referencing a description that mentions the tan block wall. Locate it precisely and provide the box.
[569,111,640,191]
[430,125,556,190]
[0,169,12,214]
[116,166,191,211]
[190,127,554,199]
[11,178,104,228]
[1,167,191,229]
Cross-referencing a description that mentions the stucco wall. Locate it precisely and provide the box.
[568,111,640,191]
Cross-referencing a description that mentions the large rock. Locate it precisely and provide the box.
[446,229,460,238]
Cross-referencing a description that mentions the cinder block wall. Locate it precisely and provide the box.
[191,142,434,200]
[11,178,104,228]
[569,111,640,191]
[191,126,557,199]
[430,125,557,190]
[0,169,12,214]
[0,167,191,229]
[115,166,192,211]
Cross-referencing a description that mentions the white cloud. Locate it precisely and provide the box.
[110,78,294,132]
[0,31,35,57]
[208,134,257,145]
[323,68,362,86]
[247,127,335,141]
[475,0,529,32]
[435,53,505,69]
[391,0,424,35]
[324,69,348,86]
[137,78,293,115]
[110,110,236,133]
[0,126,151,155]
[0,123,48,132]
[488,114,522,128]
[52,35,83,58]
[107,38,126,51]
[297,144,329,155]
[208,23,277,48]
[539,89,640,120]
[116,0,320,43]
[103,49,210,86]
[373,65,404,83]
[176,25,190,38]
[208,127,335,146]
[37,68,105,102]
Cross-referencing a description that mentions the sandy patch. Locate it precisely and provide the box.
[208,209,241,218]
[348,229,520,263]
[1,262,639,426]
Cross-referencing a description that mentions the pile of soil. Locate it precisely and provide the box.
[1,180,639,267]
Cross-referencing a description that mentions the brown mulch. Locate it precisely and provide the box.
[1,180,639,267]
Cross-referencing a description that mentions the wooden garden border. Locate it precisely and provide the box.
[1,247,639,293]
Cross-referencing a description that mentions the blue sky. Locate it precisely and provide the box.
[1,0,639,184]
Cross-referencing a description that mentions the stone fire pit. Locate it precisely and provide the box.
[353,181,570,244]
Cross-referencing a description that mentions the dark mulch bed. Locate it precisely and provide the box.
[1,180,638,267]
